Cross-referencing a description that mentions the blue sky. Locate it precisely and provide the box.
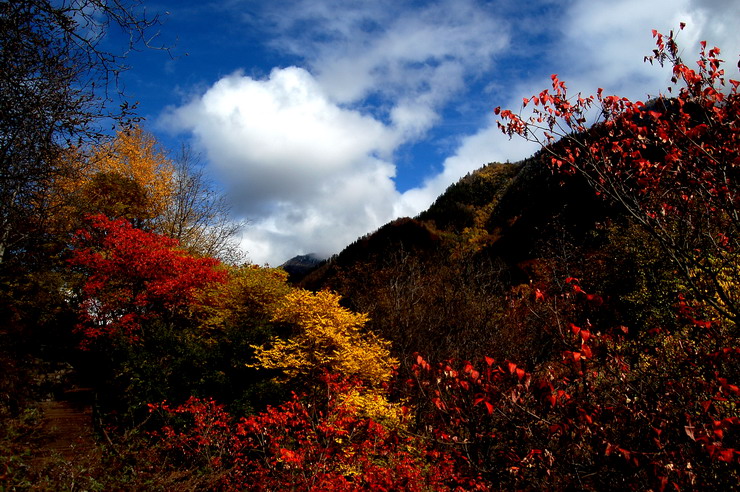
[114,0,739,265]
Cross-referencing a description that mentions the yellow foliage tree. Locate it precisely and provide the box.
[198,265,292,330]
[251,289,398,387]
[50,125,175,233]
[88,125,175,220]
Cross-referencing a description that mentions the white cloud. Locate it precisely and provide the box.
[163,0,513,265]
[553,0,739,99]
[262,0,509,136]
[164,66,401,265]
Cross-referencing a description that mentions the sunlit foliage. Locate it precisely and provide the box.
[251,289,398,386]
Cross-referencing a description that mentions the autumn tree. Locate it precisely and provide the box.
[49,132,164,233]
[160,145,246,264]
[251,289,398,388]
[74,171,155,227]
[56,127,245,262]
[0,0,160,265]
[200,264,291,331]
[84,125,175,224]
[68,214,246,417]
[70,214,228,346]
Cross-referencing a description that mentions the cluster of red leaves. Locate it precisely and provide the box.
[69,214,228,344]
[409,277,739,490]
[487,30,740,486]
[150,373,485,491]
[495,26,739,241]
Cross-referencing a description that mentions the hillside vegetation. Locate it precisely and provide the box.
[1,17,738,490]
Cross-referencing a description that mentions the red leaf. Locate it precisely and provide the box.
[716,448,735,462]
[433,398,446,410]
[581,345,592,358]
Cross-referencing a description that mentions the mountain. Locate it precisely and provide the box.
[304,153,613,287]
[300,153,630,363]
[280,253,325,283]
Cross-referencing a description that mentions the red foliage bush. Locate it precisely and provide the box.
[150,373,486,491]
[70,214,228,344]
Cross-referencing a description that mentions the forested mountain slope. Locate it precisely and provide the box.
[301,153,622,364]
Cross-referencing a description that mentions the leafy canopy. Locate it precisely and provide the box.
[251,289,398,387]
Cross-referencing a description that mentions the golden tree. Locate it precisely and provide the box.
[251,289,398,387]
[87,125,175,221]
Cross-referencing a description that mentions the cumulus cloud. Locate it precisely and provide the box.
[261,0,508,135]
[163,66,402,264]
[164,0,512,265]
[551,0,739,99]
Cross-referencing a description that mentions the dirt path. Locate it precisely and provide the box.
[30,388,99,471]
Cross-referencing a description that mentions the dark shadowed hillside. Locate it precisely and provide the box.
[300,154,625,364]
